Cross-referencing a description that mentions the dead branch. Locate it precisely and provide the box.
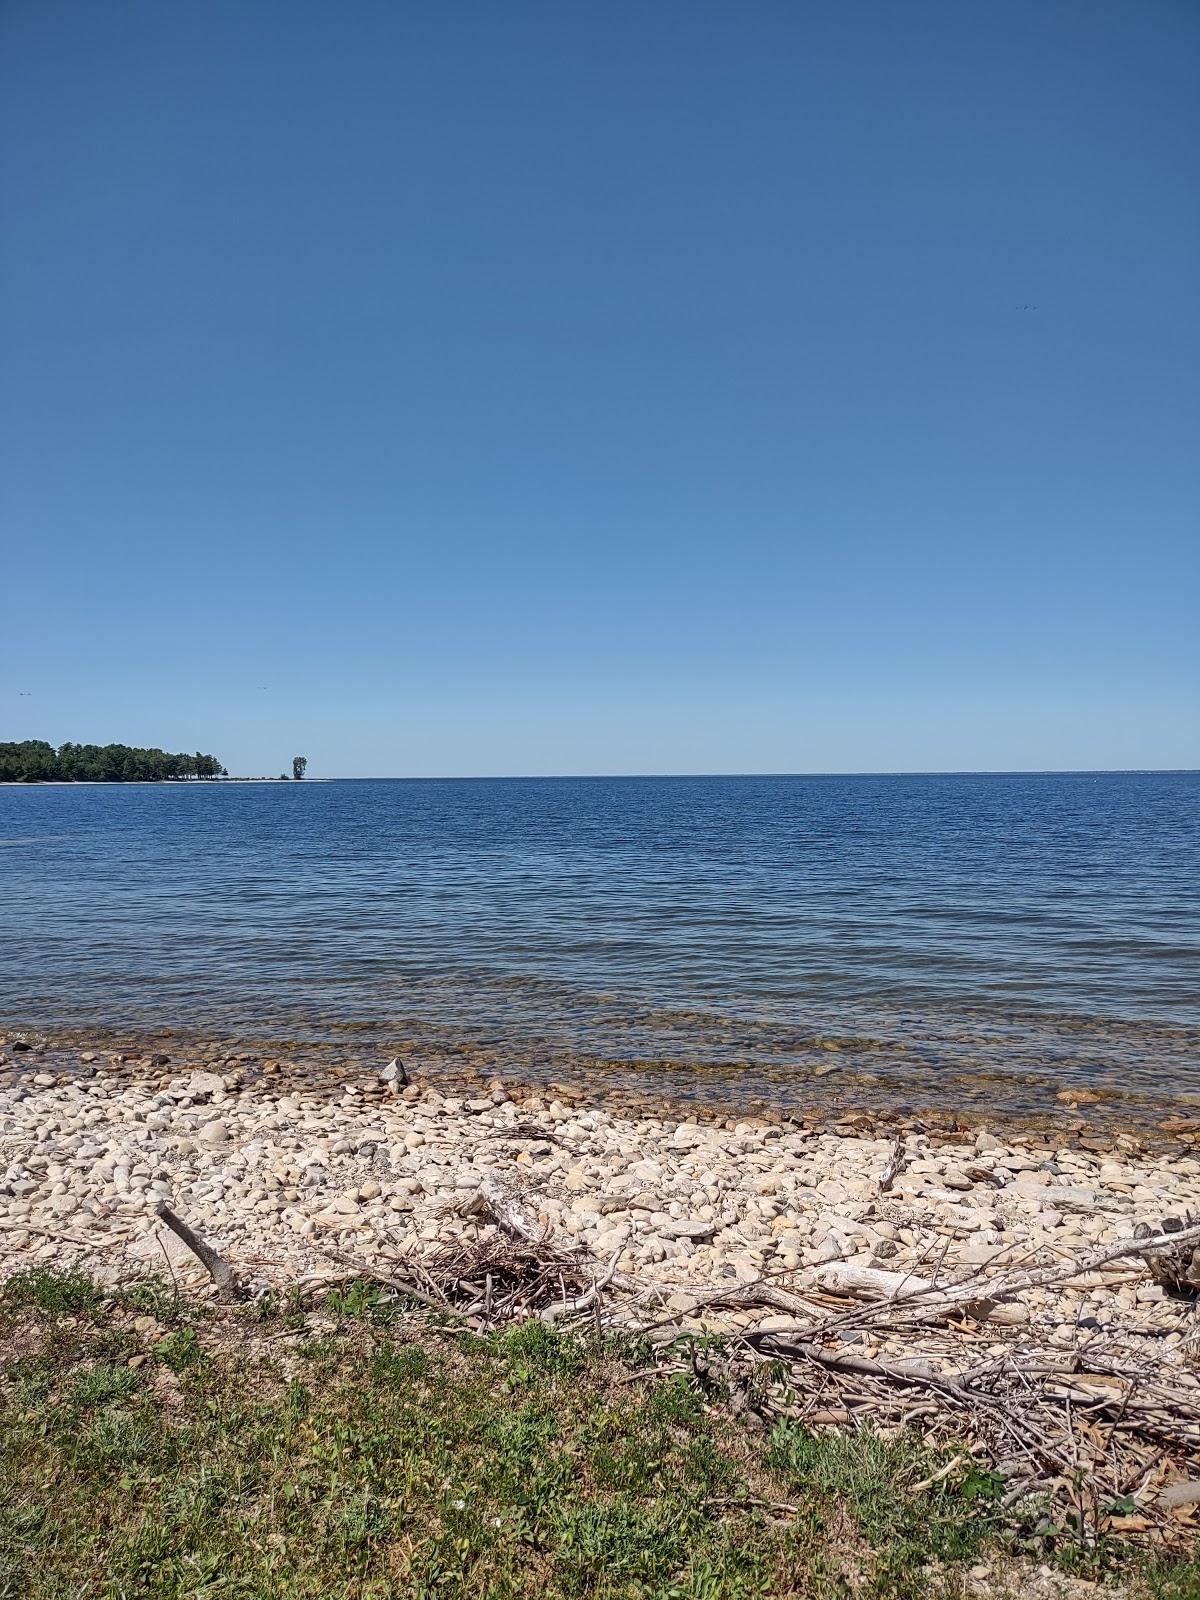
[488,1122,581,1155]
[706,1496,800,1517]
[909,1454,966,1493]
[134,1181,1200,1542]
[541,1248,622,1324]
[877,1135,905,1194]
[812,1261,1027,1326]
[808,1221,1200,1334]
[316,1244,483,1327]
[153,1202,244,1299]
[461,1174,551,1244]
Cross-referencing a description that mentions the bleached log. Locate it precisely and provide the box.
[463,1174,548,1245]
[812,1222,1200,1332]
[812,1261,1027,1326]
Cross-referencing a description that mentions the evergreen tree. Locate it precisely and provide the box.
[0,740,227,782]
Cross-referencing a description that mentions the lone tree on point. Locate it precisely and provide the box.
[292,755,307,780]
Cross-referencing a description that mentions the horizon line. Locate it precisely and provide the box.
[6,767,1197,787]
[317,767,1199,780]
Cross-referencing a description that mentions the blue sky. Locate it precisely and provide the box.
[2,0,1197,776]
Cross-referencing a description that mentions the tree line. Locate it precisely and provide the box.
[0,741,227,783]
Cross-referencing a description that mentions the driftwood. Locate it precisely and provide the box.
[623,1275,822,1329]
[877,1135,905,1194]
[460,1173,552,1245]
[754,1335,1004,1405]
[121,1171,1200,1543]
[1159,1481,1200,1510]
[409,1175,1200,1537]
[706,1496,801,1517]
[488,1122,581,1156]
[153,1202,244,1298]
[541,1248,623,1325]
[449,1177,1198,1337]
[1141,1217,1200,1297]
[319,1227,605,1331]
[823,1220,1200,1334]
[811,1261,1027,1326]
[316,1245,483,1327]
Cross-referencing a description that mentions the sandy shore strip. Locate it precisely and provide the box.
[3,1032,1198,1350]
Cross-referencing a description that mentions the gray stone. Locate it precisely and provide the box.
[671,1124,705,1150]
[182,1071,225,1100]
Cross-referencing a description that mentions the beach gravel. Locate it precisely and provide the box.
[2,1039,1198,1359]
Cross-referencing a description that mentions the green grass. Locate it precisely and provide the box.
[4,1265,102,1316]
[1,1271,1196,1599]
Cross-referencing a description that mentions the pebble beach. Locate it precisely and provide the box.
[3,1033,1198,1360]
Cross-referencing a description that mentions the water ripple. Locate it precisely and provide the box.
[1,773,1197,1115]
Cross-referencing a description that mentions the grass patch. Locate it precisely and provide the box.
[1,1269,1196,1598]
[3,1264,101,1316]
[115,1273,185,1323]
[152,1327,205,1371]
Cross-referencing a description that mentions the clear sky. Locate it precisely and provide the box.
[2,1,1197,777]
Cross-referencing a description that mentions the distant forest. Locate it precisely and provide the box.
[0,740,227,782]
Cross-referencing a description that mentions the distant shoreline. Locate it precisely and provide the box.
[0,777,307,787]
[4,771,1195,784]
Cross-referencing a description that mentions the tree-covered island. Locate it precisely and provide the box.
[0,741,227,782]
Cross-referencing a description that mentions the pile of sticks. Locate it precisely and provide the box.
[153,1186,1200,1545]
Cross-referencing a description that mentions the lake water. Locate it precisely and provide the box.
[2,773,1197,1122]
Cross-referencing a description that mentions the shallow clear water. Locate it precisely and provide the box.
[2,773,1197,1119]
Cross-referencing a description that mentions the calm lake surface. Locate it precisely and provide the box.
[2,774,1198,1120]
